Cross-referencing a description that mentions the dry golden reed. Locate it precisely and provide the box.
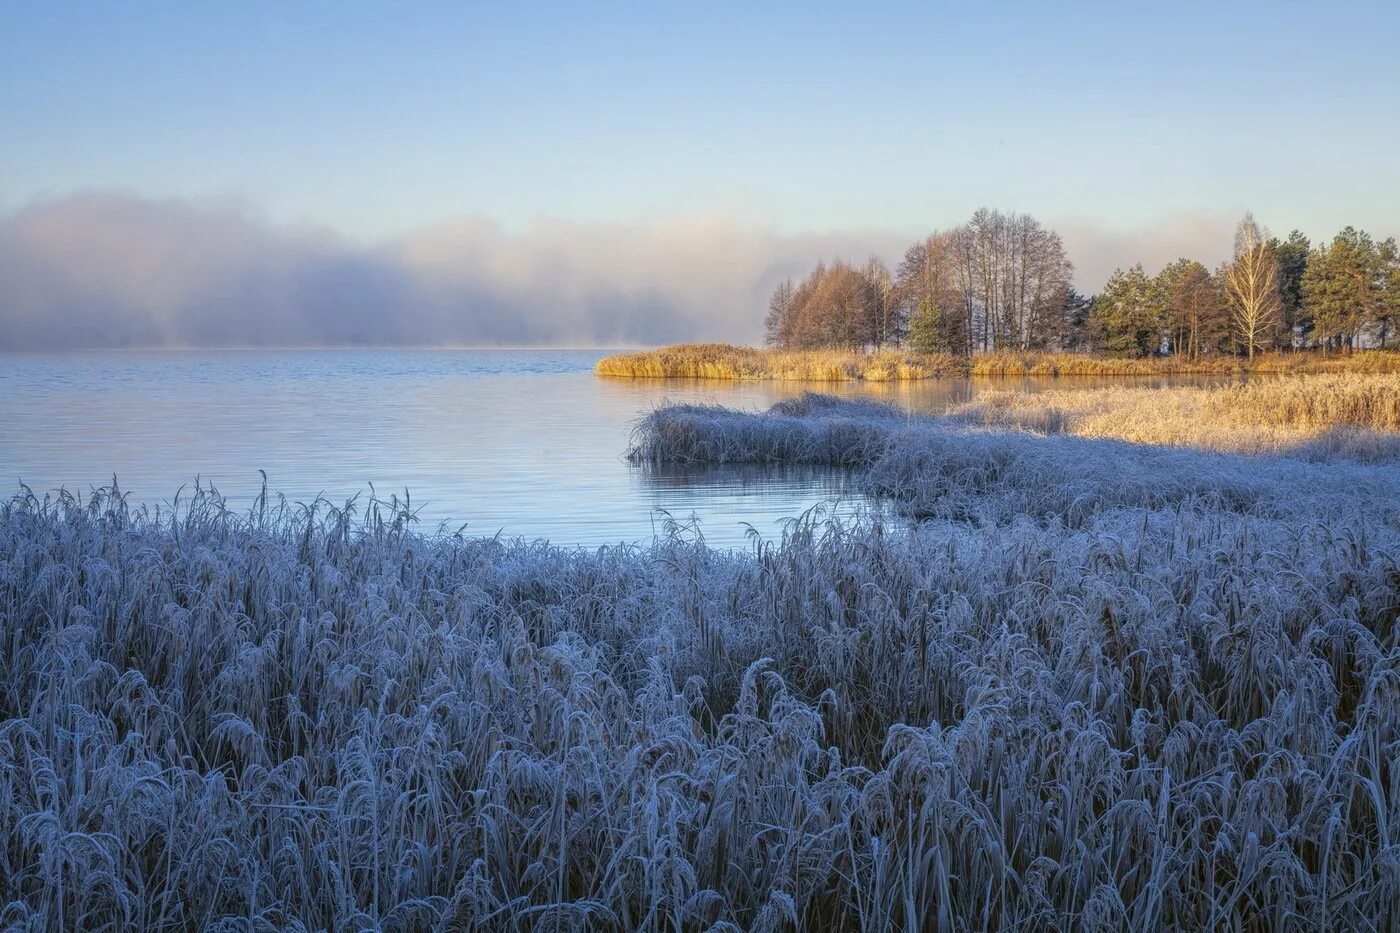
[597,343,1400,381]
[595,343,965,381]
[952,373,1400,459]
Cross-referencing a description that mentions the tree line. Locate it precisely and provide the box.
[764,210,1399,357]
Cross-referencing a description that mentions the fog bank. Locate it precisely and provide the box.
[1,193,1246,349]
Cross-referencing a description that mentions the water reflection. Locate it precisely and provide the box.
[628,462,873,544]
[597,371,1239,416]
[0,349,1245,549]
[635,461,856,493]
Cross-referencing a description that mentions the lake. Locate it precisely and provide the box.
[0,349,1227,548]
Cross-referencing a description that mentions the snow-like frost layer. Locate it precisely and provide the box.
[631,392,1400,524]
[2,405,1399,929]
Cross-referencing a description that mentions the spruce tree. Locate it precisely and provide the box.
[906,298,948,353]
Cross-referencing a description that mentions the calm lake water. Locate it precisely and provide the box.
[0,349,1225,548]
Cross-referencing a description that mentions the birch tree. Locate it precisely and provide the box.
[1224,213,1282,359]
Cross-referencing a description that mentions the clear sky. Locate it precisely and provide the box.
[4,0,1398,237]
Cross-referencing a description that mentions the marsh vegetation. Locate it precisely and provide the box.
[3,371,1398,929]
[597,344,1400,382]
[952,373,1400,461]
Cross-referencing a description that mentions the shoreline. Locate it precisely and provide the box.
[596,343,1400,381]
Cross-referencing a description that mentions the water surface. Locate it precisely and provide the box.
[0,349,1226,548]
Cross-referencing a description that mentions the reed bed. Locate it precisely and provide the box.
[596,344,966,381]
[971,349,1400,377]
[1244,350,1400,374]
[597,344,1400,381]
[952,373,1400,461]
[630,392,1400,523]
[4,409,1400,929]
[967,352,1241,377]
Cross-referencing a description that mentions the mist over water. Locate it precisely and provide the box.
[0,194,1282,352]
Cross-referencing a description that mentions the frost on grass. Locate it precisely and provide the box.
[3,397,1400,928]
[630,391,1400,524]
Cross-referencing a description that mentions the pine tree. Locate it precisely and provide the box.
[1302,227,1377,351]
[1270,231,1310,347]
[1374,237,1397,348]
[1092,265,1164,357]
[1058,290,1098,352]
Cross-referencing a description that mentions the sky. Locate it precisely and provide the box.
[2,0,1398,348]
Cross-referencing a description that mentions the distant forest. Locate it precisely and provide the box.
[765,210,1398,359]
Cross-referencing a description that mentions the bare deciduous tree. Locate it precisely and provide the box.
[769,261,890,350]
[1225,213,1282,360]
[894,232,968,354]
[862,256,897,347]
[764,279,793,347]
[1160,259,1228,359]
[892,210,1072,353]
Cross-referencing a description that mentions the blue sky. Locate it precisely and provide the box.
[4,1,1398,238]
[2,2,1398,348]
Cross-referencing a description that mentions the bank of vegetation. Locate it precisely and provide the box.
[951,373,1400,460]
[5,374,1399,928]
[597,343,1400,381]
[761,209,1397,359]
[601,208,1400,381]
[596,344,964,381]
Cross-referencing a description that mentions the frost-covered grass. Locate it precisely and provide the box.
[631,391,1400,523]
[596,344,1400,381]
[4,396,1400,928]
[951,374,1400,461]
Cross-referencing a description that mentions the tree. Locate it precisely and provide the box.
[777,261,881,350]
[862,256,899,347]
[1224,213,1282,359]
[1302,227,1378,351]
[1093,265,1164,357]
[816,263,880,349]
[1269,230,1310,348]
[765,214,1392,357]
[957,209,1073,351]
[906,298,950,353]
[764,279,794,347]
[768,209,1073,355]
[890,210,1072,354]
[1158,259,1227,359]
[1373,237,1397,349]
[894,233,967,354]
[781,262,824,349]
[1058,290,1098,353]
